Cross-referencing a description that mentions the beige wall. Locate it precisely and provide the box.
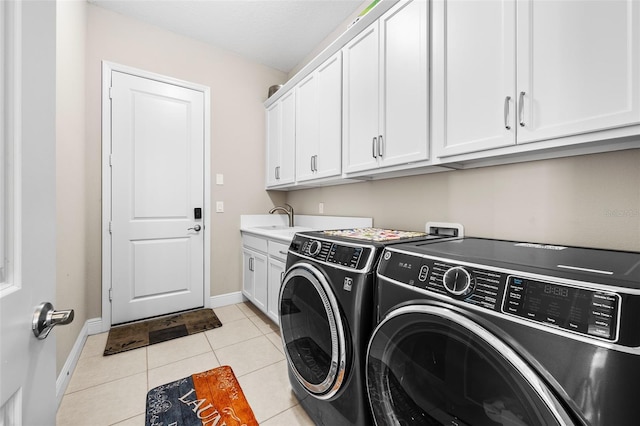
[84,3,287,317]
[56,0,88,374]
[287,1,368,79]
[55,1,288,374]
[287,149,640,251]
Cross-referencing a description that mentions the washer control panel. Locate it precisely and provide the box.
[378,249,621,343]
[503,276,619,341]
[289,236,371,270]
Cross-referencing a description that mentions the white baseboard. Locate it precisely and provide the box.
[56,321,88,407]
[210,291,245,308]
[87,317,104,335]
[57,292,243,406]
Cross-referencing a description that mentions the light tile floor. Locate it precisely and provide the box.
[56,302,315,426]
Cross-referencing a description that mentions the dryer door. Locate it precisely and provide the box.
[279,262,347,400]
[367,305,576,426]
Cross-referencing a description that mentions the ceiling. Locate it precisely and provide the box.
[88,0,365,73]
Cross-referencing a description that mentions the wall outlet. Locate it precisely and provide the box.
[216,174,224,185]
[319,202,324,214]
[216,201,224,213]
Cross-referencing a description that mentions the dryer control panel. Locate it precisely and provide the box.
[289,236,374,272]
[378,249,622,343]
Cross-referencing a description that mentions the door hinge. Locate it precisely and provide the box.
[108,221,112,233]
[109,86,113,99]
[109,154,113,167]
[109,288,113,301]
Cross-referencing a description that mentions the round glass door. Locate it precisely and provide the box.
[367,305,574,426]
[279,263,346,399]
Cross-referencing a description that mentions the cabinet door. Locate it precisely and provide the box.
[432,0,516,157]
[516,0,640,144]
[265,102,280,187]
[315,52,343,179]
[379,0,429,167]
[252,251,268,313]
[267,258,285,324]
[296,73,319,182]
[343,22,380,173]
[279,91,296,184]
[241,249,255,300]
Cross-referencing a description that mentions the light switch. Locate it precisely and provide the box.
[319,202,324,214]
[216,201,224,213]
[216,174,224,185]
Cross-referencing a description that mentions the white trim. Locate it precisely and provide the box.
[210,291,246,308]
[86,317,104,336]
[101,61,212,331]
[56,320,88,407]
[0,0,22,294]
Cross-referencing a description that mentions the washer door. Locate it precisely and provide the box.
[367,305,575,426]
[279,262,347,400]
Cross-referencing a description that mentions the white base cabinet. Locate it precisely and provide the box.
[267,242,288,323]
[241,233,289,324]
[242,244,267,313]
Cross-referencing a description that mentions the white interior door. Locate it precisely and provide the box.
[0,0,58,423]
[110,71,205,325]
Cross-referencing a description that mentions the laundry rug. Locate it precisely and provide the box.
[146,365,258,426]
[104,308,222,356]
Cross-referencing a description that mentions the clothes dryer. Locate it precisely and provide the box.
[279,228,458,425]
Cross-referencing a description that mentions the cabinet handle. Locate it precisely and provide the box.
[275,166,280,180]
[249,257,254,271]
[310,156,314,172]
[279,250,288,255]
[280,271,284,283]
[313,155,317,172]
[504,96,511,130]
[518,91,526,127]
[378,135,384,158]
[372,136,378,158]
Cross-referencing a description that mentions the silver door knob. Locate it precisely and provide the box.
[188,224,202,232]
[32,302,74,339]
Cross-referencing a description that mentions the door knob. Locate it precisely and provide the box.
[32,302,74,340]
[188,224,202,232]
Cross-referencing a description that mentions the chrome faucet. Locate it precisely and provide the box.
[269,203,294,227]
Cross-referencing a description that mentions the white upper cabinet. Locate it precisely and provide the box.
[433,0,640,158]
[296,52,343,182]
[266,90,296,187]
[516,0,640,144]
[343,22,380,173]
[432,0,516,157]
[343,0,429,174]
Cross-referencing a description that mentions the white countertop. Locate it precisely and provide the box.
[240,214,372,243]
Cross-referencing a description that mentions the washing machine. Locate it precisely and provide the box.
[279,227,460,425]
[367,237,640,425]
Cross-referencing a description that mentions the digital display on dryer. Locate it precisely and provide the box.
[327,244,362,268]
[503,276,619,341]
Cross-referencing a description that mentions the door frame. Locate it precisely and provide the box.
[100,61,211,331]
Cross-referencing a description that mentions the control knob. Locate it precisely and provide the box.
[308,240,322,256]
[442,266,474,297]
